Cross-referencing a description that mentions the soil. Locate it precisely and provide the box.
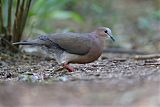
[0,52,160,107]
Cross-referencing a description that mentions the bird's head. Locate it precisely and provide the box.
[95,27,115,41]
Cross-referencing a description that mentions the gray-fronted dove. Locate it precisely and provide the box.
[13,27,115,72]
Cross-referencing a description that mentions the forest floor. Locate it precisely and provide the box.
[0,50,160,107]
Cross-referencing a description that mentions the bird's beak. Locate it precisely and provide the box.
[107,33,115,42]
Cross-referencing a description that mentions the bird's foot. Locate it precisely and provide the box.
[63,64,75,72]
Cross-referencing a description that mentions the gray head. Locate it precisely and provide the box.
[95,27,115,41]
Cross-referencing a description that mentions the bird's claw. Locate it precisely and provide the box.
[63,64,75,72]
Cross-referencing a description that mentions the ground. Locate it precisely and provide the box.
[0,52,160,107]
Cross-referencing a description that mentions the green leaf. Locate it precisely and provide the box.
[50,10,84,23]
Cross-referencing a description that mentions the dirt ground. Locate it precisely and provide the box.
[0,52,160,107]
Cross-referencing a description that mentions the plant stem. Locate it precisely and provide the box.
[7,0,13,35]
[0,0,5,33]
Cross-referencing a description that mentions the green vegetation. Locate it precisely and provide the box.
[0,0,31,52]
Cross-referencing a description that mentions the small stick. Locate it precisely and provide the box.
[133,54,160,60]
[144,62,160,65]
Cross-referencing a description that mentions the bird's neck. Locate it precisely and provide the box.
[90,32,104,50]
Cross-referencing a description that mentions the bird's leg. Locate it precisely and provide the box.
[63,64,75,72]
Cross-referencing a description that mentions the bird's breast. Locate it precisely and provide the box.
[68,36,104,64]
[86,38,103,62]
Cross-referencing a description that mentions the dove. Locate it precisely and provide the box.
[13,27,115,72]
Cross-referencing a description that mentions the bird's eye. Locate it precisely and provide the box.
[104,30,108,33]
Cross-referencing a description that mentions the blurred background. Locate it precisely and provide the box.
[23,0,160,53]
[0,1,160,107]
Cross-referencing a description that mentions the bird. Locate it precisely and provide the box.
[13,27,115,72]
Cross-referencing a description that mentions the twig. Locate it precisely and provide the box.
[144,61,160,65]
[133,54,160,60]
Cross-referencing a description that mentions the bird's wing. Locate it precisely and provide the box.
[43,33,93,55]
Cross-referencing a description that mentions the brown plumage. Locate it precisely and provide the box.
[13,27,115,72]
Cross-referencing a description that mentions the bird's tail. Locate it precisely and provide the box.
[13,41,41,46]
